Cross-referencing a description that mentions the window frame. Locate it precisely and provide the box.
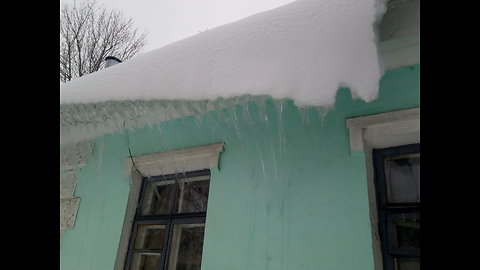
[114,143,223,270]
[372,143,420,270]
[346,107,420,270]
[124,169,211,270]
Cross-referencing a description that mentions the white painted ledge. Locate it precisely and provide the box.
[125,142,225,177]
[346,107,420,151]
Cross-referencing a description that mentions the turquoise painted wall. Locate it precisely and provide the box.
[60,65,420,270]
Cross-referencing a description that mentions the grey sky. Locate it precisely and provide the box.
[62,0,295,53]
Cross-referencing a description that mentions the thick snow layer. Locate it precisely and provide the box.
[60,0,387,107]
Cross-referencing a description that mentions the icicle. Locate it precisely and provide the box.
[257,99,267,123]
[256,142,267,181]
[205,100,215,112]
[97,136,105,175]
[157,125,171,151]
[266,113,280,186]
[177,103,187,120]
[141,105,154,128]
[316,106,330,125]
[276,100,287,155]
[243,102,253,127]
[298,106,307,126]
[233,106,245,153]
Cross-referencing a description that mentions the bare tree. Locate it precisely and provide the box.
[60,0,147,82]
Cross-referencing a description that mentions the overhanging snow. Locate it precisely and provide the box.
[60,0,387,108]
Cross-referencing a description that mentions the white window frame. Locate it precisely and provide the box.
[114,142,224,270]
[346,107,420,270]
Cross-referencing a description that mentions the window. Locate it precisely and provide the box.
[346,107,419,270]
[373,144,420,270]
[114,143,223,270]
[124,169,211,270]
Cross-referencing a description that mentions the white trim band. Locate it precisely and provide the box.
[346,107,420,151]
[125,142,225,177]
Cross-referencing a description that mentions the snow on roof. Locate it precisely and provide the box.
[60,0,387,108]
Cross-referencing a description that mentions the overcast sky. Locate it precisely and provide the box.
[61,0,296,53]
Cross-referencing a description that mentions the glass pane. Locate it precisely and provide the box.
[141,180,175,215]
[130,253,161,270]
[175,176,210,213]
[392,218,420,250]
[394,257,420,270]
[385,154,420,204]
[134,224,166,250]
[167,223,205,270]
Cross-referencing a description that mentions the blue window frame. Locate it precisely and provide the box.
[124,169,211,270]
[373,144,420,270]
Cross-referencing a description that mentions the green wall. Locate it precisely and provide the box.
[60,65,420,270]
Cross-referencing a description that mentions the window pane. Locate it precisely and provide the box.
[385,154,420,204]
[141,181,175,215]
[130,253,161,270]
[175,176,210,213]
[394,257,420,270]
[167,223,205,270]
[392,218,420,250]
[134,224,166,250]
